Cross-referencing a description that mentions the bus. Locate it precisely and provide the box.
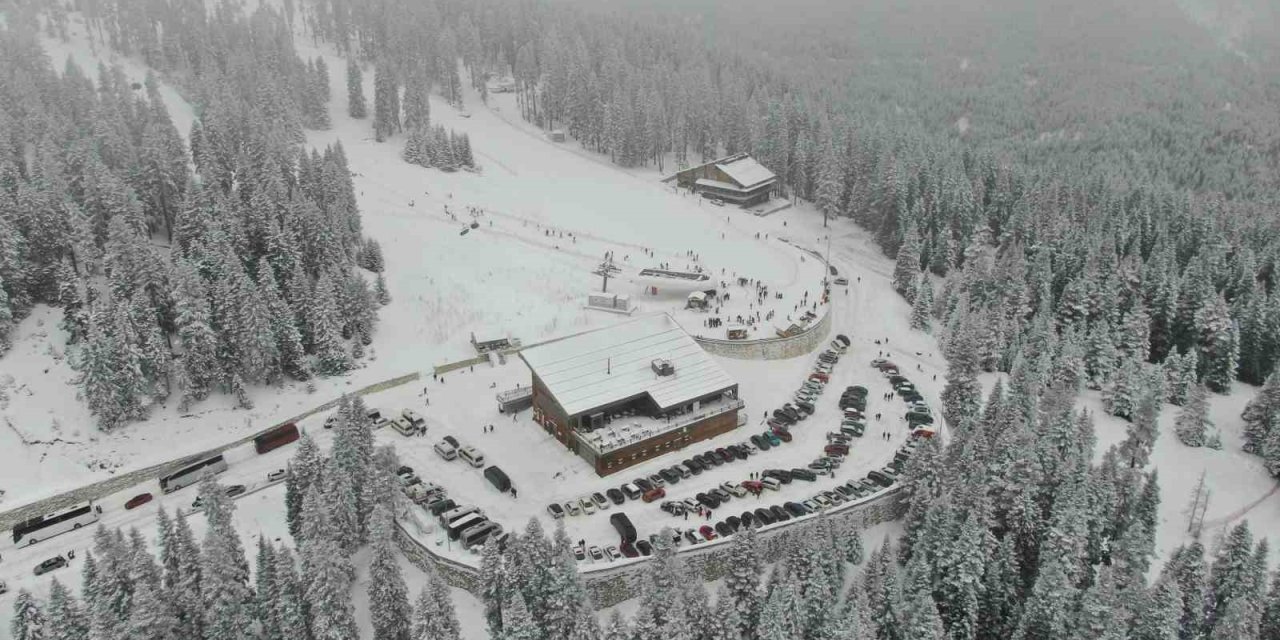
[12,503,102,545]
[254,423,300,455]
[461,521,501,550]
[447,514,485,541]
[159,454,228,494]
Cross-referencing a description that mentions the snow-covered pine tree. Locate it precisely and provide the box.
[1196,293,1239,393]
[10,590,47,640]
[941,321,984,428]
[197,478,257,640]
[1086,317,1120,389]
[45,578,88,640]
[402,66,431,132]
[125,579,180,640]
[272,546,309,640]
[347,58,367,119]
[315,57,330,102]
[255,537,281,640]
[723,527,765,637]
[1241,369,1280,459]
[1175,384,1210,447]
[496,592,537,640]
[286,432,323,539]
[893,226,922,301]
[480,536,506,636]
[1105,355,1141,420]
[373,60,399,142]
[376,272,391,305]
[368,504,412,640]
[911,274,934,331]
[323,456,361,552]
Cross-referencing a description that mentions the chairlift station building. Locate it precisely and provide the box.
[519,313,744,476]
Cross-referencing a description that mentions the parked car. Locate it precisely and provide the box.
[642,487,666,503]
[647,473,666,488]
[564,501,582,516]
[784,501,809,517]
[0,580,7,595]
[728,445,749,461]
[659,468,681,484]
[592,492,611,510]
[634,478,654,492]
[684,530,701,545]
[622,483,644,500]
[589,546,604,561]
[620,542,639,558]
[579,497,597,515]
[715,521,734,537]
[825,443,850,457]
[606,488,626,505]
[741,480,764,494]
[33,556,69,576]
[761,477,782,492]
[459,446,485,468]
[794,401,815,415]
[813,494,833,508]
[696,493,720,509]
[750,434,771,451]
[722,481,748,498]
[726,515,742,531]
[753,508,775,525]
[834,334,851,347]
[803,499,822,512]
[125,493,154,510]
[267,469,287,482]
[769,505,791,522]
[573,545,586,561]
[605,546,620,561]
[699,525,718,540]
[636,539,653,556]
[762,431,781,446]
[547,503,565,519]
[711,488,733,503]
[226,484,247,498]
[763,469,792,484]
[790,468,818,482]
[867,470,895,487]
[434,441,459,460]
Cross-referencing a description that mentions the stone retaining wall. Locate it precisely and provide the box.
[393,482,905,608]
[0,372,420,532]
[694,306,832,360]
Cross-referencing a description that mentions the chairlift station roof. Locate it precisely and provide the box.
[518,313,735,417]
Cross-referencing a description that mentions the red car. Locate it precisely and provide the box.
[699,525,717,540]
[770,425,793,442]
[641,487,666,503]
[824,444,849,457]
[125,493,154,510]
[740,480,764,494]
[809,372,829,383]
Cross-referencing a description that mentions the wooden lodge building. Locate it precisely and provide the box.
[668,153,778,207]
[518,313,744,476]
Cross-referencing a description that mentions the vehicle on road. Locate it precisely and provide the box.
[459,446,485,468]
[160,454,228,494]
[226,484,247,498]
[125,493,154,510]
[254,422,300,454]
[13,503,103,546]
[33,556,68,576]
[268,469,287,482]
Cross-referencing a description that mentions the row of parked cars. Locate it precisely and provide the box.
[547,439,771,520]
[396,465,508,551]
[869,359,936,435]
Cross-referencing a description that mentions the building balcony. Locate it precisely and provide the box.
[575,396,745,455]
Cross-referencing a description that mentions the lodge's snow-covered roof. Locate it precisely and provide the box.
[518,313,735,417]
[695,178,752,193]
[715,156,777,189]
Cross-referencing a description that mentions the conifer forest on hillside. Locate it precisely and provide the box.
[3,0,1280,638]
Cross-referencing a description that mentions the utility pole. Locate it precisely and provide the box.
[594,253,619,292]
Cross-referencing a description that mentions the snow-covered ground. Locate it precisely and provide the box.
[2,8,1277,638]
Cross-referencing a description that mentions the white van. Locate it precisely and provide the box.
[390,417,416,437]
[459,446,484,468]
[434,441,458,461]
[402,409,426,429]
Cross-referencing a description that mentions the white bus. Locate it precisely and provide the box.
[160,454,228,494]
[12,503,102,546]
[461,521,501,550]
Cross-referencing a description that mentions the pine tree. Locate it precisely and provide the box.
[480,536,507,637]
[10,590,47,640]
[496,592,537,640]
[368,504,412,640]
[893,226,922,301]
[911,275,934,331]
[816,145,841,227]
[376,272,391,305]
[1197,293,1239,393]
[273,547,309,640]
[402,66,431,132]
[1208,522,1256,630]
[286,433,323,539]
[941,322,984,427]
[347,58,367,119]
[724,527,764,637]
[1241,369,1280,458]
[1175,384,1210,447]
[125,579,180,640]
[373,60,399,142]
[198,478,257,640]
[1087,317,1120,389]
[1261,570,1280,640]
[1105,355,1141,420]
[45,579,88,640]
[1131,579,1183,640]
[302,526,357,640]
